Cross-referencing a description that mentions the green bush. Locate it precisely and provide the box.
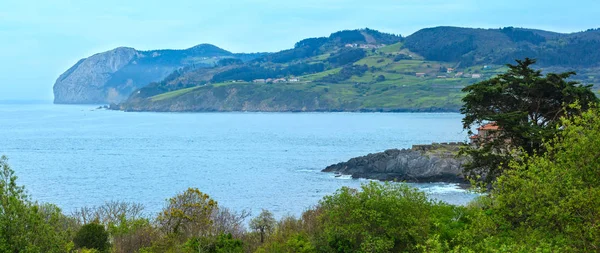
[74,223,110,252]
[454,106,600,252]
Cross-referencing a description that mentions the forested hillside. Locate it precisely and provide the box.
[72,26,600,112]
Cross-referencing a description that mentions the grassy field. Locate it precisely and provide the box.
[150,86,202,101]
[301,67,342,81]
[378,42,403,54]
[135,45,516,112]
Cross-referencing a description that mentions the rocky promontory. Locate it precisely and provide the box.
[323,143,467,183]
[53,44,237,104]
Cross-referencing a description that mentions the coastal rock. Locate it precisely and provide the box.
[323,147,467,183]
[53,47,139,104]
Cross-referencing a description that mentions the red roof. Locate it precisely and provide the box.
[469,135,479,139]
[478,123,499,131]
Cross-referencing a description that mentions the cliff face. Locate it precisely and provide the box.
[53,47,140,104]
[53,44,234,104]
[322,147,467,183]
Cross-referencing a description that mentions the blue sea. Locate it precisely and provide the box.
[0,103,477,218]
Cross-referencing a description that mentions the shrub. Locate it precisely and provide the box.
[73,223,110,252]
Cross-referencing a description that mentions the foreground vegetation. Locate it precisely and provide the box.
[2,104,600,252]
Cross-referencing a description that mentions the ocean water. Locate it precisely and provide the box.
[0,103,477,218]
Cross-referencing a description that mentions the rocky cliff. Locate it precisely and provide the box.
[53,44,236,104]
[323,145,467,183]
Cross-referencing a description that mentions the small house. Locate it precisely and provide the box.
[289,78,300,82]
[455,72,464,77]
[416,73,426,78]
[471,74,482,79]
[253,79,266,83]
[470,122,501,146]
[446,68,455,73]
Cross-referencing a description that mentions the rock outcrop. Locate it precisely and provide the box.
[53,44,234,104]
[323,145,467,183]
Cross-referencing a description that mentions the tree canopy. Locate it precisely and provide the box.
[460,58,598,183]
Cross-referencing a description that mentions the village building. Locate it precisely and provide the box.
[273,78,287,83]
[253,79,266,83]
[471,74,482,79]
[288,78,300,82]
[416,73,426,78]
[470,122,501,146]
[455,72,464,77]
[446,68,455,73]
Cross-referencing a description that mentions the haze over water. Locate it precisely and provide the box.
[0,103,477,217]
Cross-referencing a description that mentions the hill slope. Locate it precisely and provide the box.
[404,26,600,67]
[53,44,263,104]
[56,27,600,110]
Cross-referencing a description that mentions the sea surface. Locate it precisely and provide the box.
[0,103,477,218]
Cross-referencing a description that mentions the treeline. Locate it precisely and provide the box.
[404,26,600,67]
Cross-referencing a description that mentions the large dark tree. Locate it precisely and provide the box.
[460,58,598,184]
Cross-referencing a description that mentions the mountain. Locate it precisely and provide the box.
[404,26,600,67]
[53,44,263,104]
[55,27,600,110]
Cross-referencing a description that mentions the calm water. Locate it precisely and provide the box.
[0,103,476,218]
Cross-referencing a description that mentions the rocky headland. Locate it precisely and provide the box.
[323,143,468,183]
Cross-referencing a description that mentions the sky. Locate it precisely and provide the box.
[0,0,598,101]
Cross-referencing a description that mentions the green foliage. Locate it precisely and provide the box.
[460,58,598,183]
[450,106,600,252]
[0,156,76,253]
[250,209,277,243]
[74,223,110,252]
[404,26,600,67]
[318,64,369,83]
[326,48,366,67]
[184,233,244,253]
[157,188,218,238]
[108,217,157,253]
[318,182,434,252]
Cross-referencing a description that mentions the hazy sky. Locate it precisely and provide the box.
[1,0,598,101]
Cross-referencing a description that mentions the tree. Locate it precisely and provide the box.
[451,106,600,251]
[74,223,111,252]
[460,58,598,183]
[157,188,217,238]
[250,209,276,243]
[0,156,75,252]
[318,182,436,253]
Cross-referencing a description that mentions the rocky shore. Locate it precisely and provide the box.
[323,143,468,183]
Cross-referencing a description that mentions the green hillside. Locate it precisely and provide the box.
[117,27,600,112]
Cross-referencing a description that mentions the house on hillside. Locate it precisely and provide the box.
[289,78,300,82]
[416,73,426,78]
[273,78,287,83]
[253,79,266,83]
[472,74,482,79]
[470,122,501,146]
[455,72,464,77]
[446,68,455,73]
